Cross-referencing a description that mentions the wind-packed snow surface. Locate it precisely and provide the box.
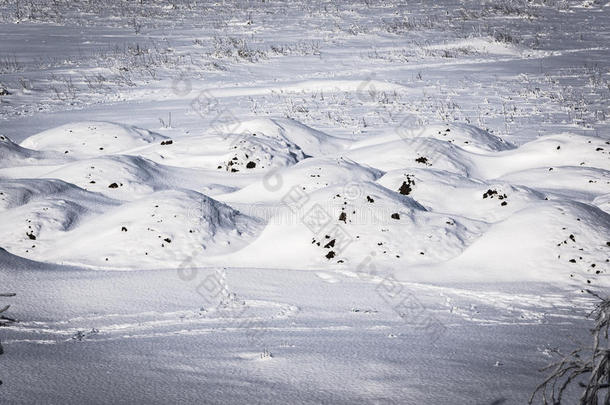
[0,0,609,404]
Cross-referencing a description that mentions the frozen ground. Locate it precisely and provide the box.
[0,0,609,404]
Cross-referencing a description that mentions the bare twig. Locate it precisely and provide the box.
[530,290,610,404]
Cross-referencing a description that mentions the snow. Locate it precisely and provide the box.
[20,121,168,157]
[0,0,609,403]
[0,134,70,168]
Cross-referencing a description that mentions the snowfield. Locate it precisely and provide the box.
[0,0,609,404]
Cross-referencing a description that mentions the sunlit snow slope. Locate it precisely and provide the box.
[0,119,607,288]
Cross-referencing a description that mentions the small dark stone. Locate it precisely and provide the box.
[391,213,400,220]
[108,183,119,188]
[483,189,498,199]
[26,232,36,240]
[246,161,256,169]
[325,251,335,259]
[398,180,412,196]
[121,227,127,232]
[339,212,347,223]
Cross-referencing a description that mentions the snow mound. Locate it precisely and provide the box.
[219,156,383,204]
[471,133,610,178]
[411,123,514,153]
[127,117,342,172]
[3,117,607,285]
[498,166,610,203]
[347,130,608,180]
[344,136,474,174]
[0,178,116,212]
[0,134,38,165]
[33,155,234,201]
[20,121,168,156]
[216,131,306,173]
[0,179,118,259]
[350,123,511,152]
[0,247,55,271]
[135,130,306,172]
[42,189,263,269]
[593,194,610,214]
[417,200,610,286]
[226,182,485,269]
[0,134,69,168]
[35,155,167,200]
[378,168,546,222]
[231,117,348,156]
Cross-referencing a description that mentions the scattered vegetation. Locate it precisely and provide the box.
[0,292,16,385]
[260,348,273,359]
[530,291,609,405]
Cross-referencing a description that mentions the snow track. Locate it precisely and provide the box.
[4,300,300,345]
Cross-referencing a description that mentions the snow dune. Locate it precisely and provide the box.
[1,119,607,288]
[20,121,168,157]
[0,134,70,168]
